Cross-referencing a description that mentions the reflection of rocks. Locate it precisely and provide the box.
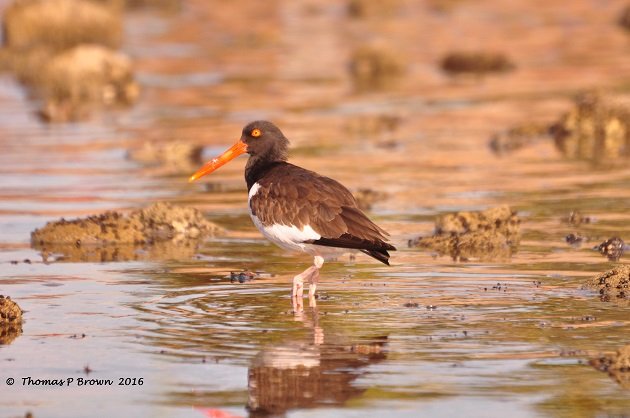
[38,239,202,263]
[594,237,625,261]
[585,265,630,301]
[247,337,387,417]
[551,92,630,162]
[0,295,23,345]
[349,43,406,91]
[38,45,139,122]
[127,141,203,174]
[590,344,630,389]
[489,123,550,155]
[440,51,515,76]
[409,206,520,261]
[353,188,388,211]
[2,0,122,52]
[31,202,223,262]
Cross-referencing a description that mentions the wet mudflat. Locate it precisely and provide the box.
[2,0,630,417]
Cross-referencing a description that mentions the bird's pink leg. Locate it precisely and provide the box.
[292,256,324,313]
[308,256,324,305]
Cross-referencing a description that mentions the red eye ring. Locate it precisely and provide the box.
[251,128,262,138]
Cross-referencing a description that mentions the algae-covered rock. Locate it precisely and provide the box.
[2,0,122,51]
[32,202,223,246]
[590,344,630,389]
[440,51,515,76]
[38,45,139,122]
[585,265,630,301]
[349,44,406,91]
[551,92,630,162]
[409,206,520,261]
[0,295,23,345]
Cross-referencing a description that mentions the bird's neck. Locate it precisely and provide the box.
[245,155,284,190]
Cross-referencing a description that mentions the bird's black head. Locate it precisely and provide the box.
[189,120,289,183]
[240,120,289,162]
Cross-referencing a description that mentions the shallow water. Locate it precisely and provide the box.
[2,0,630,417]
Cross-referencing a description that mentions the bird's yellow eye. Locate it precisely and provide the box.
[251,128,262,138]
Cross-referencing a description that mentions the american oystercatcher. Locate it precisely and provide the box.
[189,121,395,309]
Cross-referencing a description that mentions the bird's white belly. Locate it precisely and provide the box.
[248,182,347,258]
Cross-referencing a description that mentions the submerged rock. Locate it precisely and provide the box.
[0,295,23,345]
[353,188,388,211]
[595,237,625,261]
[409,206,520,261]
[38,45,139,122]
[31,202,223,261]
[590,344,630,389]
[585,265,630,301]
[489,123,550,155]
[551,92,630,162]
[440,51,515,76]
[349,44,406,91]
[127,141,204,174]
[2,0,122,52]
[346,0,401,18]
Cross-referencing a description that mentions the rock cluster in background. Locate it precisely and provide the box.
[0,0,139,121]
[440,51,515,76]
[585,265,630,302]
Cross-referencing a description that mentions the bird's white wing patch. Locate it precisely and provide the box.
[248,182,261,200]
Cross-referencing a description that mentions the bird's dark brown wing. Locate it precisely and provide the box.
[249,163,395,263]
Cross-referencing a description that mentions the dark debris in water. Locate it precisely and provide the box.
[230,271,257,283]
[409,206,520,262]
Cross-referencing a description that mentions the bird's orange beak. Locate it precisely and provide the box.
[189,140,248,182]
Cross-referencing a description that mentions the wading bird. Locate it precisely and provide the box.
[189,121,395,311]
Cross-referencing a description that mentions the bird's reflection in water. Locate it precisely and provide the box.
[246,307,388,417]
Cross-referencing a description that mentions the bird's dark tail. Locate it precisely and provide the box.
[310,235,396,266]
[360,248,393,265]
